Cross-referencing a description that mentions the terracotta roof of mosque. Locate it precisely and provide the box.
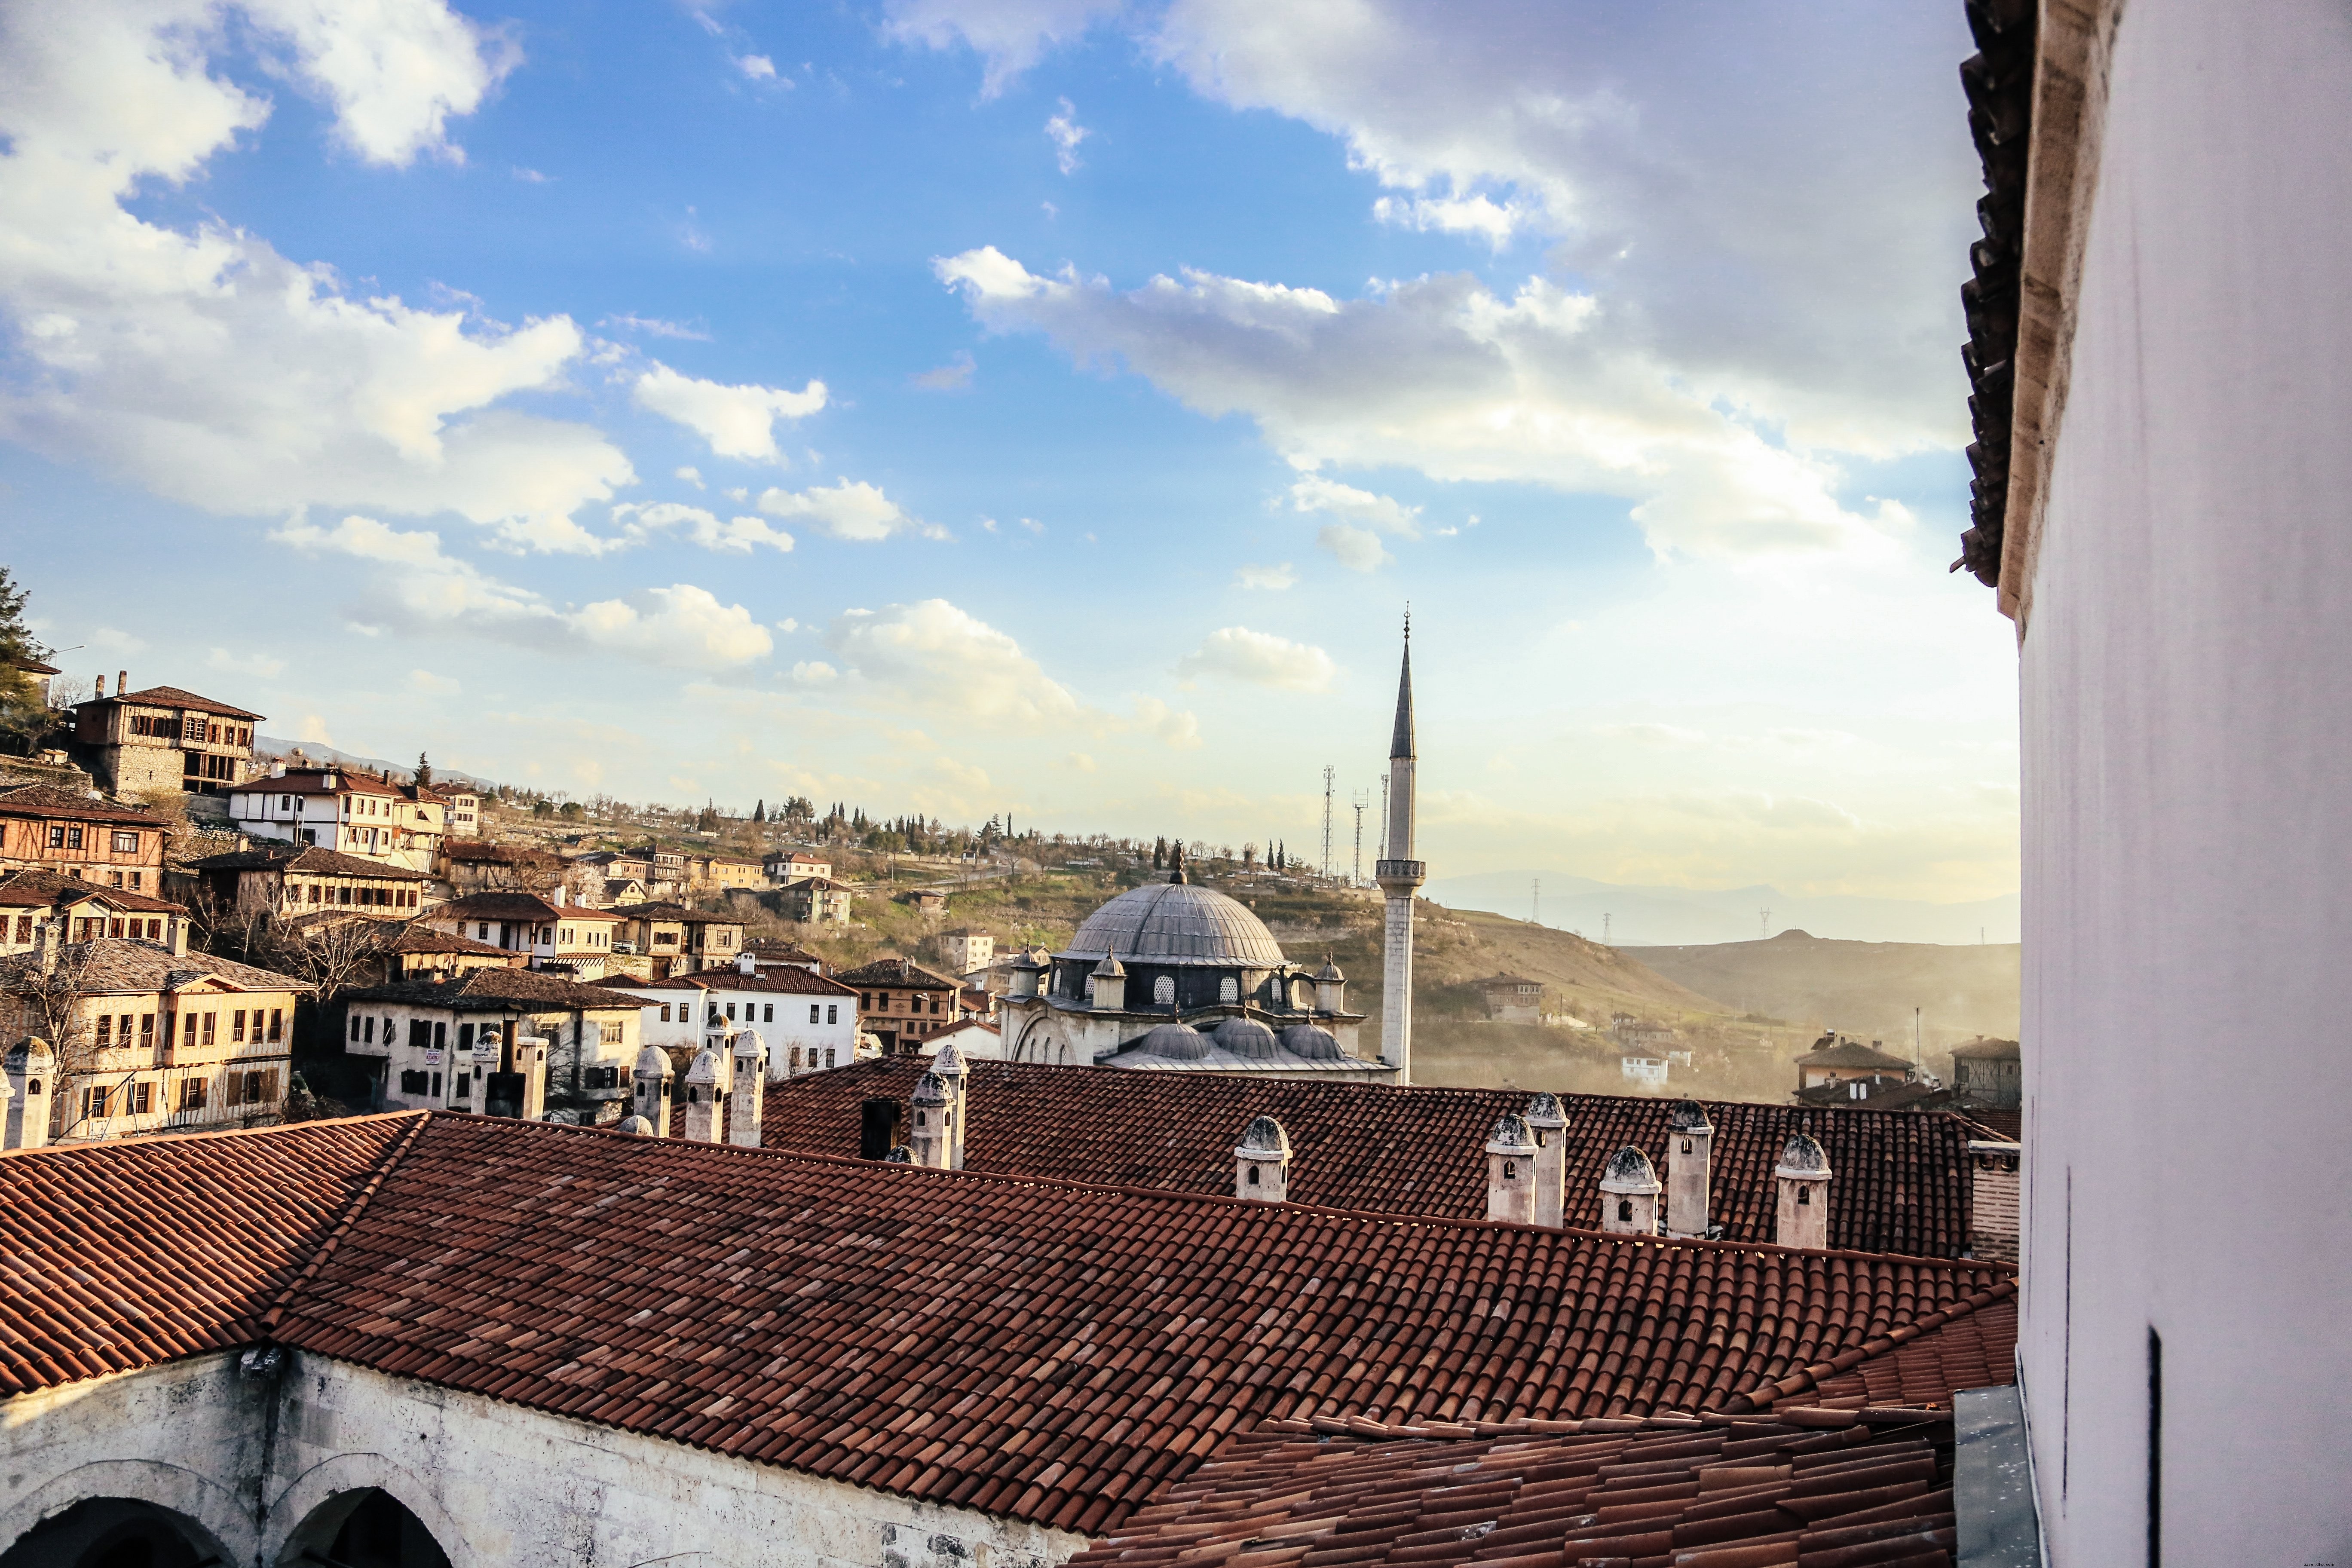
[0,1116,418,1393]
[0,1113,2012,1534]
[762,1060,1983,1258]
[1075,1409,1966,1568]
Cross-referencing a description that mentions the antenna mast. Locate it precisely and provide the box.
[1320,765,1335,879]
[1351,790,1370,885]
[1531,877,1540,925]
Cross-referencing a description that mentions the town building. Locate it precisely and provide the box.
[0,1109,2016,1567]
[609,900,745,977]
[778,874,852,924]
[0,870,191,955]
[1950,1035,2021,1110]
[346,922,519,988]
[603,960,861,1078]
[0,938,308,1145]
[741,937,828,975]
[0,784,167,888]
[442,785,480,835]
[1792,1033,1919,1099]
[225,766,441,873]
[66,677,261,799]
[1475,973,1545,1023]
[916,1017,1004,1060]
[993,868,1380,1081]
[685,852,763,892]
[419,891,622,975]
[900,888,947,915]
[1610,1012,1676,1049]
[763,848,830,883]
[837,956,964,1055]
[175,844,430,921]
[338,966,643,1115]
[436,837,564,897]
[934,928,993,977]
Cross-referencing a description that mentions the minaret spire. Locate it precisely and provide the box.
[1375,612,1425,1083]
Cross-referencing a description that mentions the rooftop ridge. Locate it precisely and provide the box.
[0,1106,426,1163]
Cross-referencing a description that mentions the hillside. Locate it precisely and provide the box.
[1619,929,2021,1078]
[1428,869,2022,945]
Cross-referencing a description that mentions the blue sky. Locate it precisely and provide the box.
[0,0,2020,901]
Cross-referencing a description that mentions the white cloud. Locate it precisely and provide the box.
[881,0,1130,96]
[1019,517,1044,535]
[616,501,795,554]
[912,350,976,391]
[604,314,713,341]
[633,364,827,462]
[0,0,632,554]
[821,600,1084,728]
[511,165,549,183]
[1233,562,1295,590]
[757,479,945,542]
[938,246,1906,560]
[1315,524,1391,573]
[736,54,778,80]
[1288,473,1419,536]
[1045,97,1090,174]
[675,466,705,488]
[208,647,286,679]
[276,514,773,667]
[1371,192,1534,249]
[1176,627,1335,692]
[1127,695,1201,750]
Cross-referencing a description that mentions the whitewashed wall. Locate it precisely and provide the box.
[2016,0,2352,1562]
[2,1352,1088,1568]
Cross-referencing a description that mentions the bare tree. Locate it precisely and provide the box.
[257,913,387,1014]
[1,937,102,1135]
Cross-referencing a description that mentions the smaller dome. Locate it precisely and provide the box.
[1776,1132,1832,1179]
[1523,1090,1566,1128]
[931,1040,967,1075]
[1600,1145,1662,1194]
[633,1044,672,1078]
[913,1069,948,1105]
[1093,954,1126,978]
[616,1114,655,1136]
[1214,1017,1281,1060]
[1279,1023,1341,1060]
[685,1048,722,1083]
[1668,1099,1713,1134]
[1485,1113,1535,1155]
[1234,1114,1290,1158]
[1314,956,1345,983]
[1133,1021,1210,1061]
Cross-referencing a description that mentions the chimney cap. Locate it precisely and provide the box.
[1522,1091,1566,1129]
[685,1048,722,1084]
[1774,1132,1832,1180]
[1485,1112,1536,1156]
[1599,1144,1662,1194]
[931,1040,968,1077]
[633,1043,673,1078]
[1234,1114,1290,1160]
[912,1069,948,1106]
[1667,1099,1713,1134]
[737,952,755,974]
[616,1114,655,1136]
[1091,953,1126,978]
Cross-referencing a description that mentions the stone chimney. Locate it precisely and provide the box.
[728,1030,767,1147]
[270,760,286,778]
[631,1044,673,1131]
[507,1034,550,1122]
[1599,1145,1662,1235]
[737,951,755,975]
[1664,1099,1714,1240]
[1233,1115,1291,1200]
[95,673,105,698]
[1523,1091,1567,1227]
[931,1041,968,1169]
[116,670,126,696]
[683,1048,723,1141]
[1966,1140,2021,1264]
[1313,957,1347,1014]
[168,914,189,958]
[1485,1113,1538,1223]
[909,1069,950,1167]
[1089,955,1126,1011]
[1773,1132,1834,1250]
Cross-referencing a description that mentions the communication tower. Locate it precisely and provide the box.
[1351,790,1370,885]
[1320,765,1335,879]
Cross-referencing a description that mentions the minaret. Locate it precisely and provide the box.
[1375,616,1425,1081]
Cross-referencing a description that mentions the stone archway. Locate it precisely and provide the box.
[278,1488,452,1568]
[0,1496,228,1568]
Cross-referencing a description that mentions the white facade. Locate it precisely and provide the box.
[0,1351,1083,1568]
[227,770,443,873]
[608,977,860,1079]
[2007,3,2352,1561]
[344,1002,635,1112]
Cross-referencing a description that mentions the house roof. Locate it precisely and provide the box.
[763,1059,1983,1258]
[0,784,165,827]
[1949,1036,2022,1061]
[78,684,263,720]
[0,869,185,915]
[836,956,959,990]
[441,839,556,865]
[1073,1409,1970,1568]
[1801,1038,1918,1071]
[548,903,622,922]
[616,900,738,925]
[224,767,398,798]
[0,1115,418,1394]
[604,967,858,998]
[14,1110,2007,1534]
[377,923,517,958]
[433,891,563,922]
[744,938,827,963]
[1477,973,1545,989]
[342,965,643,1012]
[185,845,428,881]
[0,937,313,995]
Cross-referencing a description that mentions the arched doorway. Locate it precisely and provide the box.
[279,1488,451,1568]
[0,1497,224,1568]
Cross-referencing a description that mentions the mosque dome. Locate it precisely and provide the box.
[1065,879,1288,969]
[1213,1017,1281,1060]
[1278,1023,1342,1061]
[1134,1021,1212,1060]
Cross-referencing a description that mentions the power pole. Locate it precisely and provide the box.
[1759,908,1770,940]
[1603,912,1612,945]
[1351,791,1370,885]
[1320,765,1335,880]
[1531,878,1540,925]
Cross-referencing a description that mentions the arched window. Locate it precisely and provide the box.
[278,1488,453,1568]
[1152,975,1175,1005]
[1246,1165,1260,1185]
[1798,1185,1813,1206]
[1680,1138,1692,1155]
[1617,1198,1633,1222]
[1503,1161,1517,1179]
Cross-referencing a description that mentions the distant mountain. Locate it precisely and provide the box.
[1424,869,2019,946]
[254,735,500,793]
[1619,929,2020,1047]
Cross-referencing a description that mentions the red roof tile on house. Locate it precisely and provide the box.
[764,1060,1982,1258]
[603,967,858,997]
[0,1115,418,1394]
[80,684,263,720]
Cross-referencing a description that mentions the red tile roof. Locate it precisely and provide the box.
[186,844,428,880]
[1077,1411,1965,1568]
[837,956,959,990]
[606,966,858,997]
[343,966,643,1012]
[4,1112,2010,1536]
[0,784,167,827]
[0,868,185,914]
[0,1115,418,1393]
[434,891,563,922]
[82,684,263,720]
[763,1060,1983,1258]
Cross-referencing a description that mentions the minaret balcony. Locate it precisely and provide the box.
[1374,858,1425,887]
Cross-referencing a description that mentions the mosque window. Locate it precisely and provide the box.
[1219,977,1238,1004]
[1152,975,1175,1005]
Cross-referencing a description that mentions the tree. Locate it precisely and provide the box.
[415,751,434,788]
[753,799,766,824]
[0,567,59,755]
